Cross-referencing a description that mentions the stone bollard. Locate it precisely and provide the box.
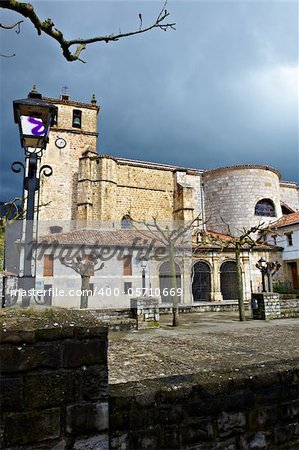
[130,297,160,330]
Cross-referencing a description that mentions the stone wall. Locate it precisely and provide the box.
[280,181,299,211]
[280,298,299,318]
[0,309,108,450]
[39,97,99,221]
[109,362,299,449]
[203,166,282,236]
[250,294,299,320]
[130,297,160,329]
[78,155,177,222]
[251,293,281,320]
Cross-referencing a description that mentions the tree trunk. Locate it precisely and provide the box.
[80,275,90,309]
[170,246,179,327]
[236,247,246,321]
[267,272,273,292]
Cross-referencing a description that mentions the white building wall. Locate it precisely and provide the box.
[279,182,299,211]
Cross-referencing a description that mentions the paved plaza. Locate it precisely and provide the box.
[108,311,299,384]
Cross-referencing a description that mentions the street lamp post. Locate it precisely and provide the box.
[140,258,148,296]
[256,257,268,292]
[12,86,57,307]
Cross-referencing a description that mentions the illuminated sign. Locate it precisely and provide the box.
[20,116,46,136]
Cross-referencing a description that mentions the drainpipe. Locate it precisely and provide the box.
[248,248,253,293]
[200,181,206,231]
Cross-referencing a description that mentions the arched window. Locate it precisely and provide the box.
[254,199,276,217]
[121,215,132,229]
[220,261,238,300]
[192,261,211,301]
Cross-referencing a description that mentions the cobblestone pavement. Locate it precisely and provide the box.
[108,312,299,384]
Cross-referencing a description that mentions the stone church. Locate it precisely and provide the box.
[36,93,299,307]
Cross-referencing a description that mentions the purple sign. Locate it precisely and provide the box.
[20,116,46,137]
[28,117,46,136]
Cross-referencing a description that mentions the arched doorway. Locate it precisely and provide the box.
[159,261,181,303]
[220,261,238,300]
[192,261,211,301]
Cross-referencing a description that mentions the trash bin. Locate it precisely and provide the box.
[251,294,265,320]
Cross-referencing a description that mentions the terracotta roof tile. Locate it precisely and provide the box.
[40,229,161,246]
[270,212,299,228]
[40,229,190,248]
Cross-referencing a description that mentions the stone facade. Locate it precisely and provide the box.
[202,166,282,235]
[38,95,299,228]
[32,94,299,306]
[39,95,99,221]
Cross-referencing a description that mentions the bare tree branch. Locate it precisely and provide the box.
[0,19,23,32]
[129,214,201,327]
[0,0,175,62]
[0,52,15,57]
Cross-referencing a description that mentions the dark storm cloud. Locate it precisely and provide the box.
[0,1,298,201]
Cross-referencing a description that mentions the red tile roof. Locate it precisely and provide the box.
[270,212,299,228]
[40,229,162,246]
[40,229,190,248]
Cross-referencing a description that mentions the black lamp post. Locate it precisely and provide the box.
[12,86,57,307]
[140,258,148,296]
[256,257,267,292]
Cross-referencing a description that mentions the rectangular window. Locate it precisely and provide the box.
[72,109,82,128]
[286,233,293,246]
[124,282,132,294]
[44,255,54,277]
[123,256,132,276]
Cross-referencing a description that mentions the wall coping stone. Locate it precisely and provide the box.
[110,358,299,399]
[0,308,106,343]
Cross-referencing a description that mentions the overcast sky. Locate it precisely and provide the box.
[0,1,298,201]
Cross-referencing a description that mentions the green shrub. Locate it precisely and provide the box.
[273,281,296,294]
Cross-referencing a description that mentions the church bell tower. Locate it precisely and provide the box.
[38,93,99,222]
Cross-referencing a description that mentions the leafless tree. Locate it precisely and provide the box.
[60,253,104,308]
[132,216,200,327]
[0,198,23,272]
[0,1,175,62]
